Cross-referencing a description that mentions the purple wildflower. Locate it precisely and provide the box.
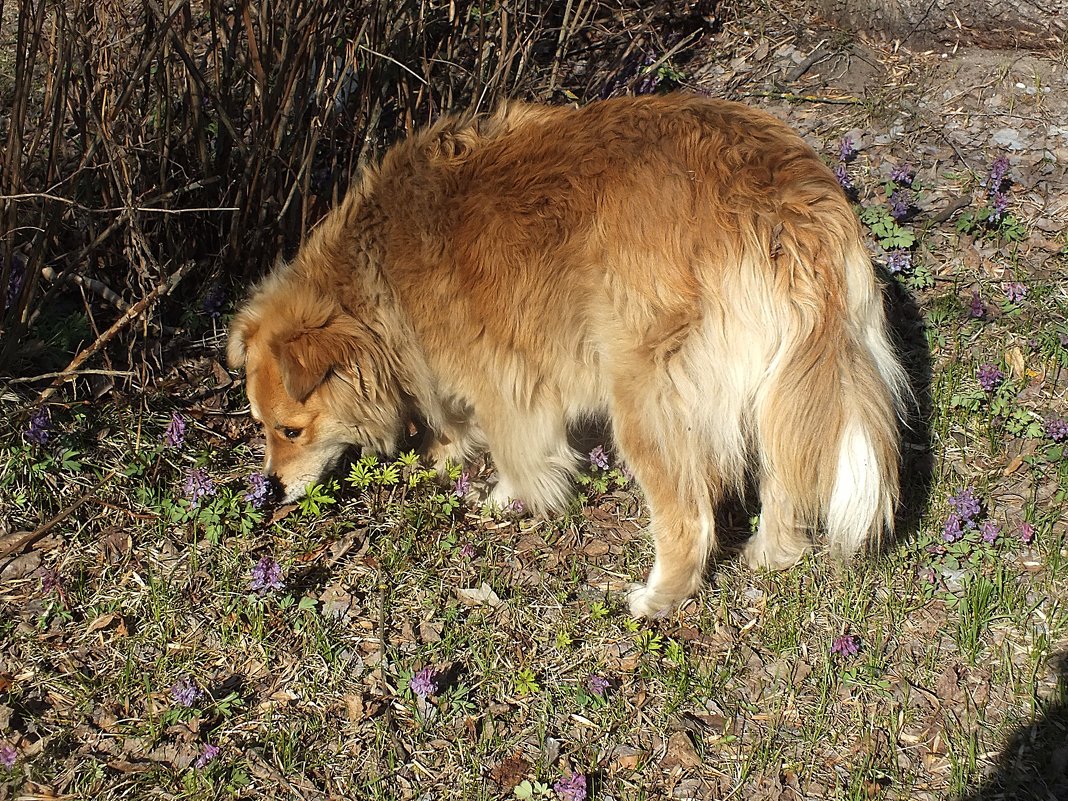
[587,675,610,697]
[988,191,1009,223]
[37,567,63,595]
[988,155,1010,191]
[888,189,911,221]
[409,667,437,698]
[1045,417,1068,443]
[182,467,216,506]
[977,364,1004,393]
[943,513,964,543]
[195,743,221,769]
[458,542,476,559]
[635,51,661,95]
[554,772,588,801]
[916,566,937,584]
[948,488,982,524]
[833,163,854,192]
[980,520,1000,544]
[453,471,471,498]
[1003,282,1027,303]
[589,445,610,471]
[886,249,911,274]
[1017,522,1035,545]
[4,255,25,311]
[968,291,985,319]
[838,135,857,162]
[170,676,203,708]
[249,556,284,594]
[164,411,186,448]
[831,634,861,658]
[890,163,914,186]
[244,472,271,508]
[0,743,14,770]
[509,498,525,514]
[24,408,50,446]
[202,284,227,319]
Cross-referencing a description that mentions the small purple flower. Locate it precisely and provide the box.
[554,772,588,801]
[1045,418,1068,443]
[830,634,861,658]
[1003,282,1027,303]
[182,467,216,506]
[587,675,610,697]
[916,566,937,584]
[988,191,1009,223]
[170,676,203,708]
[4,254,26,311]
[1017,522,1035,545]
[980,520,1000,544]
[244,472,271,508]
[458,542,476,559]
[833,163,854,192]
[249,556,284,594]
[589,445,610,471]
[888,189,911,221]
[968,291,985,319]
[977,364,1004,393]
[24,408,50,446]
[0,743,15,770]
[195,743,221,769]
[988,155,1010,191]
[943,513,964,543]
[890,163,914,186]
[509,498,525,514]
[948,488,982,524]
[886,249,912,274]
[453,471,471,498]
[838,135,857,162]
[164,411,186,448]
[37,567,63,595]
[202,284,227,319]
[410,667,437,698]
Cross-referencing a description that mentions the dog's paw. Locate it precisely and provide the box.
[742,538,806,571]
[626,583,674,619]
[486,477,522,510]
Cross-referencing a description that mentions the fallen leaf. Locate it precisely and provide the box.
[660,731,702,771]
[488,752,531,791]
[455,582,502,607]
[1004,346,1025,379]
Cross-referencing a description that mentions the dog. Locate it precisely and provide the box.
[228,94,907,617]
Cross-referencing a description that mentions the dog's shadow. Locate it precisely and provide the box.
[960,651,1068,800]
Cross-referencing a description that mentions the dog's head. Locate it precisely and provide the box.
[228,273,408,503]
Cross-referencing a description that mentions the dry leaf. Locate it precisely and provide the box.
[455,582,502,607]
[660,731,702,771]
[488,752,531,791]
[1004,346,1025,379]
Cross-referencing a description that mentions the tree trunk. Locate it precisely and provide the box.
[816,0,1068,50]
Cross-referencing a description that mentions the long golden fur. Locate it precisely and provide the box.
[228,94,907,617]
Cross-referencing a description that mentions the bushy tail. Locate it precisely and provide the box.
[824,242,908,556]
[757,223,907,559]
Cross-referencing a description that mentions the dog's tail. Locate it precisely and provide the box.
[759,212,907,558]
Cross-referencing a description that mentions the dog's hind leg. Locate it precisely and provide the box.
[744,472,811,570]
[610,375,720,617]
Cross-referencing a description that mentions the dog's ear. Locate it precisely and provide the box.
[275,315,369,402]
[227,309,259,369]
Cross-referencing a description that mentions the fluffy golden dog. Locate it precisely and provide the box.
[228,94,907,617]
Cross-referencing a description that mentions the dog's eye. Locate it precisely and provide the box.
[282,427,302,440]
